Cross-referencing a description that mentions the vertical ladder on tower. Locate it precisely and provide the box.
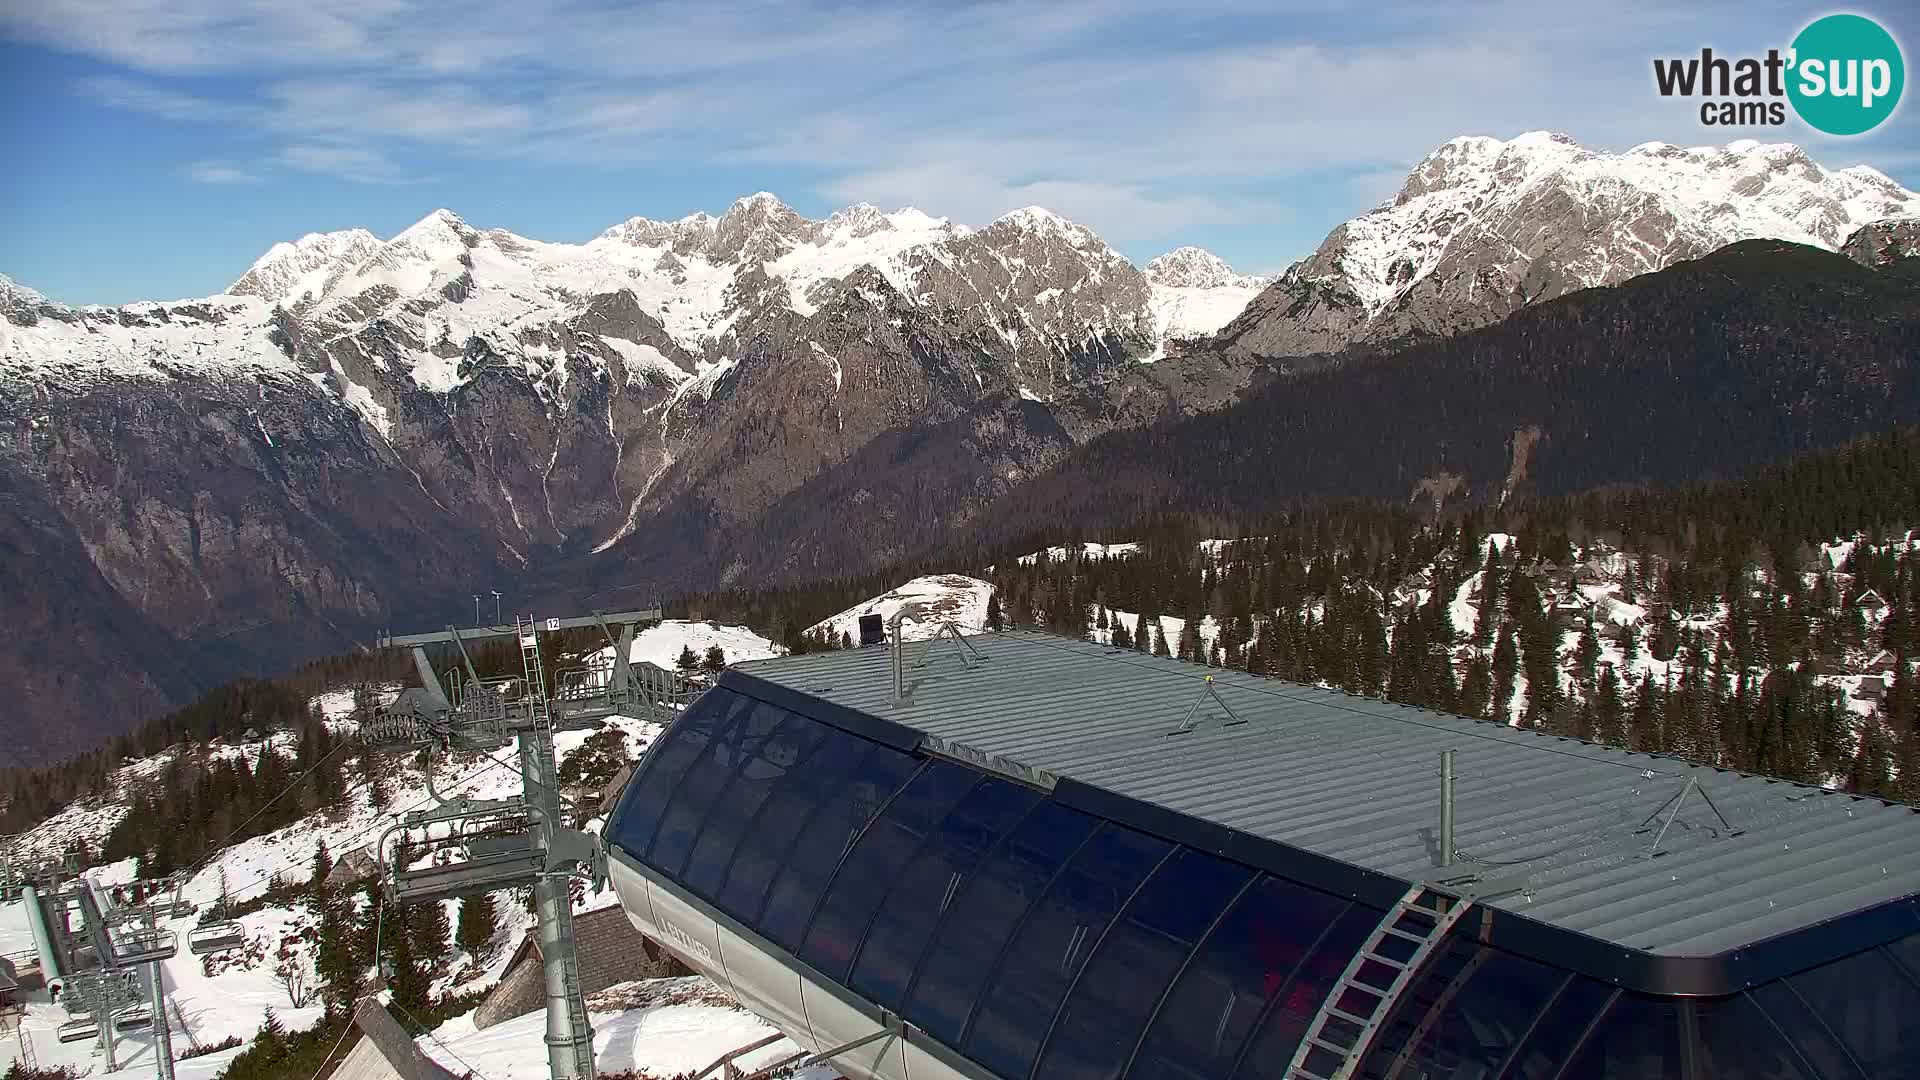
[516,616,550,729]
[1284,884,1472,1080]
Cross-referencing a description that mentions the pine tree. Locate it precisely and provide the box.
[313,893,360,1017]
[676,645,698,674]
[411,899,451,967]
[986,591,1006,631]
[1575,623,1601,689]
[456,892,498,957]
[1595,665,1626,747]
[256,1007,286,1059]
[310,838,333,896]
[1489,622,1518,723]
[701,645,727,674]
[1152,620,1171,658]
[1177,620,1200,662]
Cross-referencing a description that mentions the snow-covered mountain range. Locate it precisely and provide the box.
[1218,132,1918,357]
[0,133,1915,764]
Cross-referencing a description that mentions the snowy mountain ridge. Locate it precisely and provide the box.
[1220,131,1920,357]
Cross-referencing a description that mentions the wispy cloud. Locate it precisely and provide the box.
[278,143,408,184]
[187,160,258,184]
[11,0,1919,257]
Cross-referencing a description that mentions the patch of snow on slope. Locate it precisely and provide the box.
[807,575,996,644]
[329,360,391,439]
[771,205,961,316]
[601,337,691,387]
[1018,542,1142,565]
[592,620,784,671]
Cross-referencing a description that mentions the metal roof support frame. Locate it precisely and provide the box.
[916,623,986,672]
[1166,675,1246,736]
[1639,775,1743,858]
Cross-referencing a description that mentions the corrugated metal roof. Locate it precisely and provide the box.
[732,630,1920,958]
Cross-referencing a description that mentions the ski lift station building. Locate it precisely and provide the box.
[604,630,1920,1080]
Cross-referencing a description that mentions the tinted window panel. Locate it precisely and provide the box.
[1889,932,1920,982]
[850,779,1042,1009]
[648,693,764,874]
[1695,993,1815,1080]
[1559,992,1681,1080]
[1498,977,1612,1080]
[905,800,1098,1046]
[757,742,919,951]
[799,761,978,980]
[1034,848,1253,1080]
[716,724,872,925]
[1356,940,1562,1080]
[1232,905,1378,1080]
[606,688,735,859]
[1791,946,1920,1080]
[967,825,1172,1080]
[1750,981,1867,1080]
[682,705,818,901]
[1134,875,1355,1080]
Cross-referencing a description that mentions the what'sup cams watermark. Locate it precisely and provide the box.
[1653,12,1904,135]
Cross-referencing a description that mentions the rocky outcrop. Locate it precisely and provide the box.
[1842,217,1920,267]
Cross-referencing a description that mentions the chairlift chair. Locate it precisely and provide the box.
[112,1003,153,1031]
[187,921,247,956]
[56,1018,99,1044]
[110,926,177,966]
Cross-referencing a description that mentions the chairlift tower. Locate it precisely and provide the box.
[367,607,682,1080]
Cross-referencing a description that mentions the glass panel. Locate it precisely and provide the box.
[1230,903,1377,1080]
[904,800,1099,1046]
[1131,874,1352,1080]
[799,761,978,980]
[716,723,875,926]
[1557,992,1681,1080]
[1791,946,1920,1080]
[647,692,763,874]
[1355,940,1563,1080]
[757,741,919,951]
[849,779,1043,1010]
[605,687,735,859]
[682,706,820,902]
[1750,981,1865,1080]
[1695,993,1815,1080]
[966,825,1173,1080]
[1033,848,1254,1080]
[1888,932,1920,983]
[1497,977,1612,1080]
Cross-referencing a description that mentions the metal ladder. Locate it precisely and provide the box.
[516,616,550,728]
[1284,884,1472,1080]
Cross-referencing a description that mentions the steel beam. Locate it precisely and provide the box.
[378,609,662,648]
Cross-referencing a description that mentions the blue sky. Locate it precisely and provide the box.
[2,0,1917,305]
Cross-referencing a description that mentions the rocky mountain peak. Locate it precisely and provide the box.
[228,227,382,305]
[712,192,809,264]
[1144,247,1260,289]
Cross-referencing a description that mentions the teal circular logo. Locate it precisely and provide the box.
[1788,13,1904,135]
